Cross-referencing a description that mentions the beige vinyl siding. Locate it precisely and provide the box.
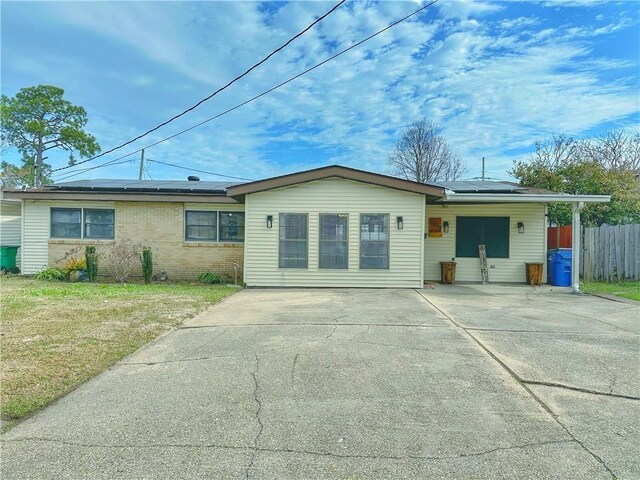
[244,178,425,287]
[424,203,546,283]
[21,200,115,274]
[1,201,22,269]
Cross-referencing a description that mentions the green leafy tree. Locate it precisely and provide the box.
[1,85,100,188]
[510,131,640,226]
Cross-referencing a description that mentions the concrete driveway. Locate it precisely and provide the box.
[2,286,638,479]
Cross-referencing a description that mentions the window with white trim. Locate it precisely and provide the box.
[360,214,389,269]
[319,214,348,269]
[279,213,308,268]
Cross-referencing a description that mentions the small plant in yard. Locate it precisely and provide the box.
[198,272,221,284]
[85,246,98,282]
[62,256,88,282]
[141,247,153,284]
[34,266,66,281]
[101,238,143,283]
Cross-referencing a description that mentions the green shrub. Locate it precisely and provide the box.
[141,247,153,284]
[35,266,66,281]
[85,246,98,282]
[197,272,221,284]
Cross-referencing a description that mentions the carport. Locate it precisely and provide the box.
[435,191,611,292]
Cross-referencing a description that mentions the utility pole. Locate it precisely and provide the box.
[138,149,145,180]
[481,156,485,181]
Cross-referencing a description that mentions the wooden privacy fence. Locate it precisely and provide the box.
[581,224,640,281]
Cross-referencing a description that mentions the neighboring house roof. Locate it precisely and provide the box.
[226,165,445,198]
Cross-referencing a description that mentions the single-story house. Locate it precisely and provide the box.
[0,198,22,270]
[4,165,610,290]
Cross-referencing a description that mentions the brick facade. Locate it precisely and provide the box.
[48,201,244,282]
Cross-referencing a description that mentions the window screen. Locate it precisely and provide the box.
[84,209,114,239]
[319,214,348,269]
[51,208,82,238]
[455,216,509,258]
[360,214,389,269]
[279,213,308,268]
[185,211,217,241]
[219,212,245,242]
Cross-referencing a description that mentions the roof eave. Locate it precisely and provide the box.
[226,165,444,198]
[440,193,611,203]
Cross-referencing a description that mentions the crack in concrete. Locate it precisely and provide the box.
[4,436,576,462]
[325,325,338,339]
[609,371,617,395]
[290,353,300,383]
[465,327,628,336]
[178,322,450,329]
[414,289,620,479]
[521,379,638,401]
[245,353,264,480]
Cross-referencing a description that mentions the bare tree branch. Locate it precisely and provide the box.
[387,118,466,183]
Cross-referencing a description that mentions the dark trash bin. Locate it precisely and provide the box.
[440,261,457,284]
[548,248,572,287]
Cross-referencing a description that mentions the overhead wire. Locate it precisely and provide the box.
[50,0,346,174]
[52,0,440,181]
[146,158,254,181]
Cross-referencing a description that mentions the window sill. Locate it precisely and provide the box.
[49,239,115,245]
[182,242,244,248]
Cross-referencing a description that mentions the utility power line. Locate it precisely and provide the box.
[146,158,254,181]
[52,0,439,181]
[50,0,346,174]
[53,158,135,182]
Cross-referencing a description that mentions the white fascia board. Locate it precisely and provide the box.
[440,193,611,203]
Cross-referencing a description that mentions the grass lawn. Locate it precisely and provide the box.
[581,281,640,301]
[0,276,237,429]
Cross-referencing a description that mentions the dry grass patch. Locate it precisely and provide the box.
[1,276,237,426]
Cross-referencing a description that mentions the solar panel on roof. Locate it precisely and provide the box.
[53,179,244,192]
[437,181,526,192]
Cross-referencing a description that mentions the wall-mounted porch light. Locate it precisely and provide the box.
[517,222,525,234]
[396,216,404,230]
[443,221,449,233]
[266,215,273,229]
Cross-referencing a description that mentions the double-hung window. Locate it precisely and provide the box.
[360,214,389,269]
[51,208,115,239]
[185,211,245,242]
[219,212,245,242]
[51,208,82,239]
[319,214,348,269]
[185,211,218,242]
[84,209,115,239]
[279,213,308,268]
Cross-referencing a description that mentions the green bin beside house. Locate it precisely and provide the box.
[1,245,19,271]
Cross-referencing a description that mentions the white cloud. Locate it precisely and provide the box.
[4,0,638,182]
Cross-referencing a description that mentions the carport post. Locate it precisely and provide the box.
[571,201,584,293]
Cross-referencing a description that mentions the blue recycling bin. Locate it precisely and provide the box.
[547,248,572,287]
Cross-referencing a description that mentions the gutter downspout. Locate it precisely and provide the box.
[571,201,584,293]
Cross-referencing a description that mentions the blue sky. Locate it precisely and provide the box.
[2,0,639,183]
